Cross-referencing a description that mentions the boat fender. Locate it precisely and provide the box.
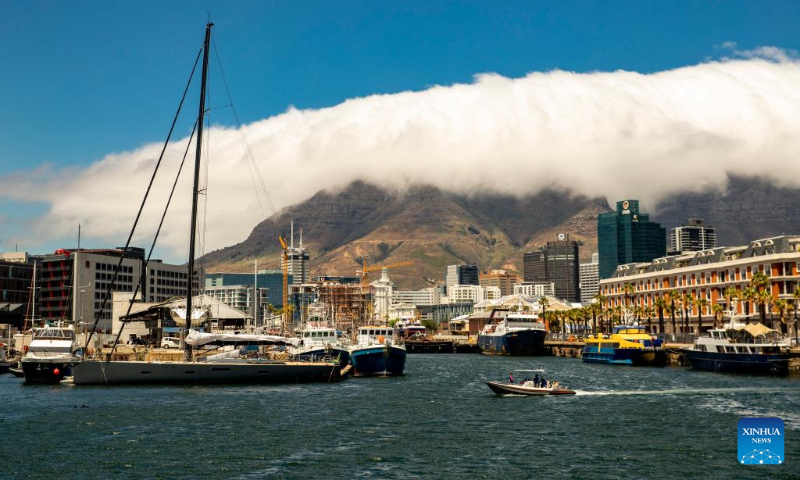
[378,336,385,344]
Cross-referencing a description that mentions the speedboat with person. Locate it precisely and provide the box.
[486,370,575,396]
[681,322,791,375]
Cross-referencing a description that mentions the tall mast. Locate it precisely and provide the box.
[185,22,213,361]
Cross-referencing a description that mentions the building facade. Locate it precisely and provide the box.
[598,199,666,279]
[669,218,717,255]
[522,234,580,303]
[284,222,310,285]
[393,288,439,306]
[0,259,35,328]
[205,285,270,323]
[479,269,520,296]
[579,252,600,304]
[205,270,289,309]
[523,251,547,282]
[598,236,800,334]
[445,264,479,287]
[512,282,555,298]
[445,284,500,304]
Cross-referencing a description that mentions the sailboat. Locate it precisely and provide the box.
[70,23,340,385]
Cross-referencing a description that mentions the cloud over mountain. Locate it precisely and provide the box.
[2,51,799,260]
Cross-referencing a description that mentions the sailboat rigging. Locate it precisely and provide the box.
[69,22,341,385]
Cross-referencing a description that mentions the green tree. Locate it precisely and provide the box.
[654,296,667,335]
[741,286,757,318]
[723,286,739,316]
[751,271,771,326]
[693,297,709,334]
[711,303,724,329]
[755,290,772,329]
[771,299,788,335]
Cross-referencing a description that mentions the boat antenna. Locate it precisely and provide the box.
[185,22,213,361]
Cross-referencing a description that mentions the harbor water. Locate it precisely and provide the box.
[1,355,799,479]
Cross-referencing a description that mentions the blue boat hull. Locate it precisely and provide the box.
[295,347,350,369]
[582,346,667,366]
[478,330,547,356]
[682,349,790,375]
[350,345,406,376]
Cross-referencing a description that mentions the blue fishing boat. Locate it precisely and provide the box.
[349,326,406,376]
[478,312,547,356]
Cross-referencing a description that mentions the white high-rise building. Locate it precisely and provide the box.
[445,284,499,304]
[284,221,310,284]
[668,218,717,255]
[371,267,394,320]
[392,288,439,306]
[512,282,555,298]
[579,252,600,304]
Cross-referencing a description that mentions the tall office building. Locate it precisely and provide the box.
[579,253,600,304]
[668,218,717,254]
[284,222,310,285]
[445,264,479,287]
[522,234,580,303]
[598,199,666,279]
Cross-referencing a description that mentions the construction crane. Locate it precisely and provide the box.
[359,260,414,285]
[279,235,289,335]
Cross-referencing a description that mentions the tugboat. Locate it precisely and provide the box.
[289,325,350,369]
[21,324,79,384]
[478,311,547,356]
[582,325,666,366]
[349,326,406,376]
[681,323,791,375]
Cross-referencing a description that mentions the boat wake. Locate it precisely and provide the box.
[574,387,789,396]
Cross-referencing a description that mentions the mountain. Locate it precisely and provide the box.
[200,176,800,290]
[653,176,800,246]
[200,181,609,289]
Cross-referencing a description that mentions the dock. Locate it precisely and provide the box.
[405,335,481,354]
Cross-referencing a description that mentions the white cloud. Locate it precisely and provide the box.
[2,53,800,261]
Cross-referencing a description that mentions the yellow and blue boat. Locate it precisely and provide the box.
[582,326,666,366]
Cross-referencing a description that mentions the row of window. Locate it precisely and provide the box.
[95,262,134,274]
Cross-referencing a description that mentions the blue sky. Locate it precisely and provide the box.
[0,1,798,257]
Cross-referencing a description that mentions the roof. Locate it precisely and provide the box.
[121,294,249,322]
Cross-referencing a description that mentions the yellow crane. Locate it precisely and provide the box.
[359,259,414,285]
[279,235,289,335]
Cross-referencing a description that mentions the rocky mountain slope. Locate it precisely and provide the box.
[201,176,800,289]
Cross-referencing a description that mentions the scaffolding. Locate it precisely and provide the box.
[316,283,373,333]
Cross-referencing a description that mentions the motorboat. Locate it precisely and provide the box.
[478,311,547,356]
[582,325,666,366]
[681,322,791,375]
[21,324,79,384]
[485,380,576,396]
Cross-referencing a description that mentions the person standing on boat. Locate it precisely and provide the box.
[509,372,514,384]
[533,373,540,387]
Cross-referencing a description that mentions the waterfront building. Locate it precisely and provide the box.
[389,302,417,321]
[598,235,800,335]
[393,288,439,306]
[38,247,197,333]
[669,218,717,255]
[0,258,35,329]
[512,281,555,298]
[204,285,270,324]
[445,263,479,287]
[579,253,600,304]
[598,199,666,279]
[416,302,474,328]
[205,270,289,309]
[479,269,520,296]
[444,284,500,304]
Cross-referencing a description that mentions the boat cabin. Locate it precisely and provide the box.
[356,326,395,346]
[299,328,338,346]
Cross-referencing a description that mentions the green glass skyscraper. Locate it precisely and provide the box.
[598,199,666,279]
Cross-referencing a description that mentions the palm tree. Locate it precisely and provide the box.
[751,271,771,326]
[654,296,667,334]
[772,299,788,335]
[644,306,655,333]
[693,297,708,334]
[594,293,607,334]
[741,286,757,318]
[538,295,549,331]
[723,286,739,317]
[755,289,772,329]
[711,304,724,328]
[793,286,800,344]
[667,290,678,335]
[622,283,635,321]
[682,293,694,334]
